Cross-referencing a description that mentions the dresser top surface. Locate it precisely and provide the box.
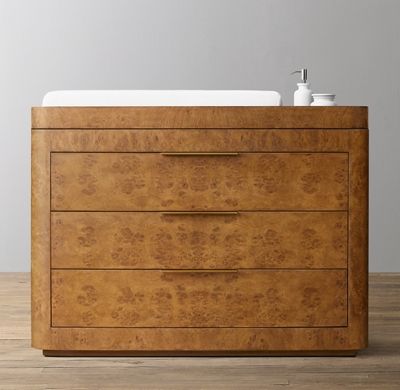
[31,106,368,129]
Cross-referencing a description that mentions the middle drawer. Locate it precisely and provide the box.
[51,211,347,269]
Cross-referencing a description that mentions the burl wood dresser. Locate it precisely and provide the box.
[31,107,368,356]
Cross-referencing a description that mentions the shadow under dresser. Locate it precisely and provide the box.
[31,107,368,356]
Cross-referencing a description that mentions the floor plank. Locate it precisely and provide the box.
[0,273,399,389]
[0,273,30,340]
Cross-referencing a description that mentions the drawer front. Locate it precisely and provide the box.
[51,270,347,328]
[51,153,348,211]
[51,211,347,269]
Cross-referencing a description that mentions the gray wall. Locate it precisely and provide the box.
[0,0,399,271]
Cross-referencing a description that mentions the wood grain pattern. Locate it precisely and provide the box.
[31,131,51,348]
[347,130,369,348]
[44,129,352,152]
[32,107,368,129]
[51,152,349,211]
[38,326,363,352]
[51,211,347,269]
[51,270,347,328]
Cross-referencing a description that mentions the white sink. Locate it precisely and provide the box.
[42,90,282,107]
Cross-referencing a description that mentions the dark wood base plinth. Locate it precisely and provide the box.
[43,350,358,357]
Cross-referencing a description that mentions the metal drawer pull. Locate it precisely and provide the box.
[162,211,239,216]
[162,269,238,274]
[161,152,239,156]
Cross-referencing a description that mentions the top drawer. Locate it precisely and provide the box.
[51,152,348,211]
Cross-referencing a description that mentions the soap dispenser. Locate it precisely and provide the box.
[291,68,312,106]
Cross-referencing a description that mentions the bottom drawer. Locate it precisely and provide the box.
[51,270,347,328]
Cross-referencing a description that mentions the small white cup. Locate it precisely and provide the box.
[311,94,336,106]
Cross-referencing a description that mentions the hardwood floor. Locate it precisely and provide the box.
[0,273,399,389]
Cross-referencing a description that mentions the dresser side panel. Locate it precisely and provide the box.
[31,130,52,348]
[348,129,369,348]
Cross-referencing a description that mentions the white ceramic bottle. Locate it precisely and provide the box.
[291,68,312,106]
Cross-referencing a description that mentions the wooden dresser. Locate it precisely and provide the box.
[31,107,368,356]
